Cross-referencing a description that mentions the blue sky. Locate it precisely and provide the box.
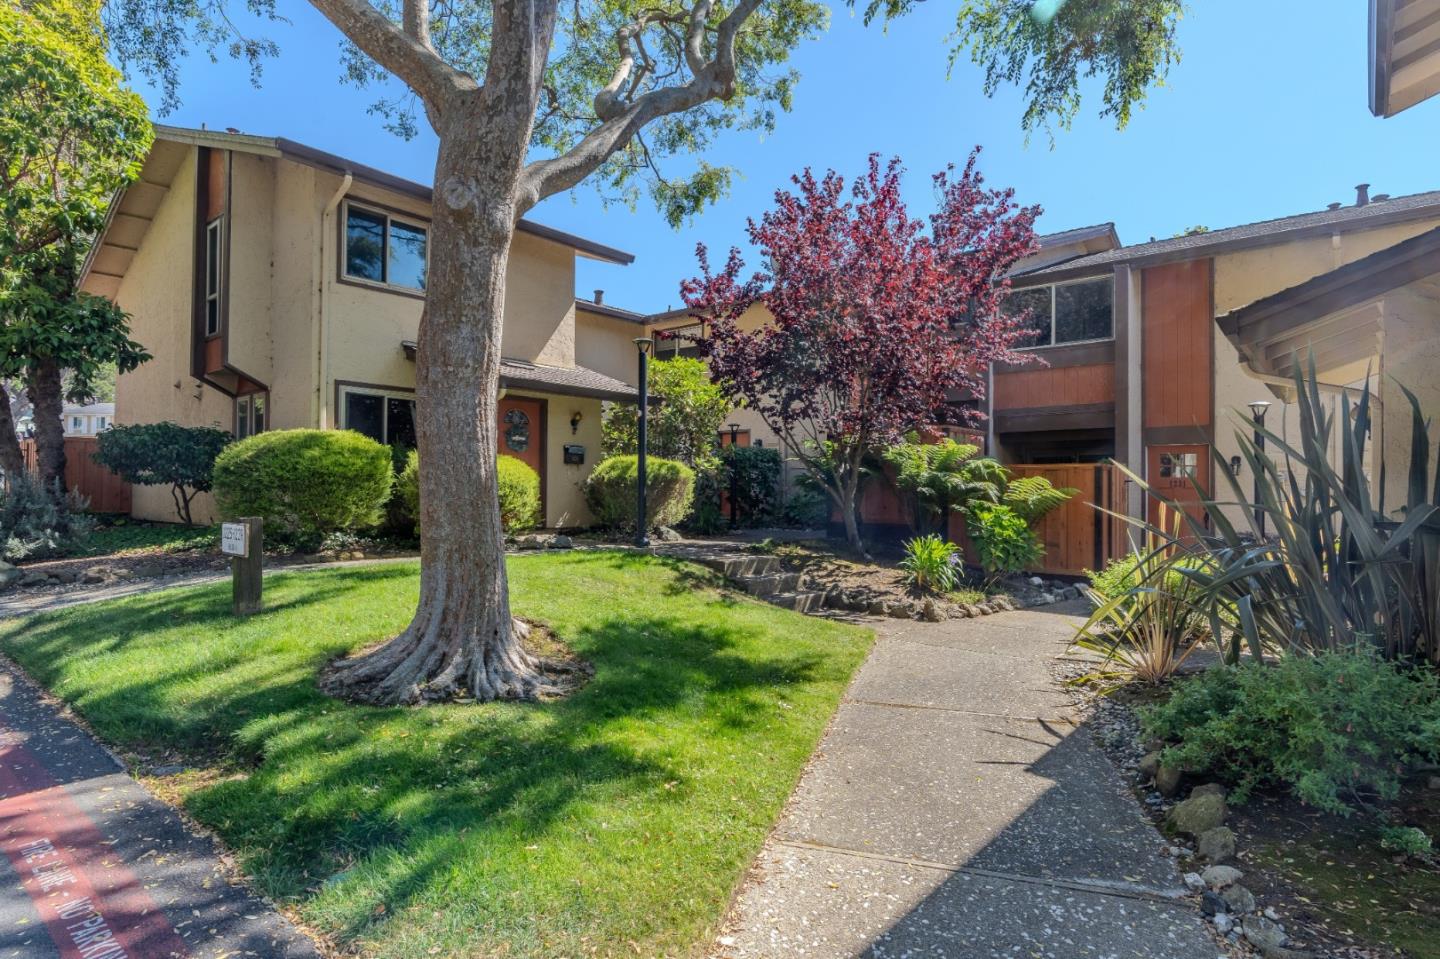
[137,0,1439,313]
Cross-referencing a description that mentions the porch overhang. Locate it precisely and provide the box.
[1371,0,1440,117]
[400,341,639,402]
[1216,225,1440,390]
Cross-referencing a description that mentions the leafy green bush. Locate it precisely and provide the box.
[899,534,959,593]
[724,445,781,526]
[212,429,393,548]
[584,455,695,530]
[1379,825,1433,858]
[0,474,92,561]
[396,452,540,534]
[93,422,231,524]
[601,356,730,467]
[780,487,829,529]
[966,504,1042,586]
[1087,554,1143,601]
[1142,654,1440,816]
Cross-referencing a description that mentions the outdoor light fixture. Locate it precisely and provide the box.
[727,423,741,529]
[570,411,583,435]
[1229,454,1242,477]
[1248,400,1272,539]
[634,338,654,548]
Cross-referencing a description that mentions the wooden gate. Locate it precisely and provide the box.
[18,437,132,513]
[1006,463,1128,576]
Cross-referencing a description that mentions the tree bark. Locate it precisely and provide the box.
[27,357,67,497]
[0,382,26,483]
[324,93,560,705]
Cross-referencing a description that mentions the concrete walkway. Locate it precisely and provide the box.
[0,661,318,959]
[717,602,1219,959]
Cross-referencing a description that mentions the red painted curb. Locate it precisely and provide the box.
[0,736,192,958]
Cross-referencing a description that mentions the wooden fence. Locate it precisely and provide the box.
[19,437,132,513]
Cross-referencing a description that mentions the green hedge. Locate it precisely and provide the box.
[585,455,695,530]
[212,429,393,547]
[397,452,541,534]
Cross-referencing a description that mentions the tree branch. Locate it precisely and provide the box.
[308,0,474,110]
[517,0,762,209]
[402,0,433,51]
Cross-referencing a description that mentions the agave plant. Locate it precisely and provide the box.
[1112,354,1440,667]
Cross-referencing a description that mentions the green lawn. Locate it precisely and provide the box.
[0,552,871,958]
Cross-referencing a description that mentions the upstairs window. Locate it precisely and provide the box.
[1005,276,1113,348]
[204,218,224,336]
[344,204,427,292]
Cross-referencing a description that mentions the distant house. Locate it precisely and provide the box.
[79,126,645,526]
[14,402,114,438]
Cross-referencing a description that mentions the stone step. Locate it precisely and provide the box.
[739,572,804,596]
[768,591,826,614]
[692,554,781,578]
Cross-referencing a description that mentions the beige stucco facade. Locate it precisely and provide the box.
[94,129,637,528]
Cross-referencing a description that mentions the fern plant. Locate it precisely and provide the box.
[883,436,1006,535]
[1003,475,1078,525]
[966,504,1043,588]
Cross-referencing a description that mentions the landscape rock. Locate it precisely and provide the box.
[1155,764,1184,797]
[1200,891,1226,916]
[1196,826,1237,862]
[1428,774,1440,791]
[963,604,982,618]
[867,600,887,616]
[0,567,21,589]
[1137,751,1162,780]
[1242,915,1287,951]
[1201,864,1243,890]
[1166,792,1226,836]
[920,598,943,622]
[1221,884,1256,915]
[1212,913,1235,934]
[548,534,574,549]
[1028,576,1044,586]
[886,601,912,619]
[1190,782,1227,801]
[21,572,51,588]
[654,527,682,543]
[150,764,186,777]
[1182,872,1205,892]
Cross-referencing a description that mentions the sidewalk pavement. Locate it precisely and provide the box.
[717,601,1221,959]
[0,653,319,958]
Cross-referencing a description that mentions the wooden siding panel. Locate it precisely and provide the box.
[993,363,1115,410]
[1142,260,1213,430]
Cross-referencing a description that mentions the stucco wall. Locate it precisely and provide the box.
[1380,300,1440,510]
[268,160,319,430]
[113,149,233,523]
[575,308,643,384]
[226,152,274,387]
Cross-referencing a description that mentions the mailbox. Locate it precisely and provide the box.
[563,444,585,465]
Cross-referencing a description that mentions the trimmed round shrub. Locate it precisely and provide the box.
[584,454,695,530]
[212,429,393,547]
[396,452,541,533]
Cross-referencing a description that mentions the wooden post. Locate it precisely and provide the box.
[222,517,263,616]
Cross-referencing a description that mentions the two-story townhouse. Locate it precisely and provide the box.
[998,185,1440,547]
[79,125,640,527]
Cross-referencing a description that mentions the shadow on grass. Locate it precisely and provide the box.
[4,555,843,951]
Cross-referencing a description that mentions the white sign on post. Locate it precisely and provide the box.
[220,522,249,557]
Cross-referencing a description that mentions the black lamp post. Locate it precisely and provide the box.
[1248,399,1271,540]
[634,338,653,547]
[727,422,741,529]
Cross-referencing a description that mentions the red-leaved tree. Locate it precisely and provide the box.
[682,151,1040,556]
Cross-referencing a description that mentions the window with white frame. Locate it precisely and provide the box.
[339,386,417,448]
[1005,276,1113,348]
[95,416,108,431]
[235,393,267,440]
[71,416,84,433]
[343,203,428,292]
[204,218,224,336]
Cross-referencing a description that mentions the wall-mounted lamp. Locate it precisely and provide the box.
[1229,455,1242,477]
[570,411,583,435]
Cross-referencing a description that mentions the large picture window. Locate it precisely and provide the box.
[1005,276,1113,348]
[339,386,417,448]
[343,204,427,292]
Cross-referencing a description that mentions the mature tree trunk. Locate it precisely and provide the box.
[27,357,66,496]
[325,92,561,704]
[0,382,26,483]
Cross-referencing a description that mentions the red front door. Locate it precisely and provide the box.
[498,396,545,481]
[1147,444,1210,535]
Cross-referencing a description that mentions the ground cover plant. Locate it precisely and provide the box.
[70,519,218,558]
[0,552,870,957]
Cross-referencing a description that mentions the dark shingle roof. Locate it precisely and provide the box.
[1016,190,1440,283]
[1034,222,1118,248]
[399,342,638,401]
[575,298,648,324]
